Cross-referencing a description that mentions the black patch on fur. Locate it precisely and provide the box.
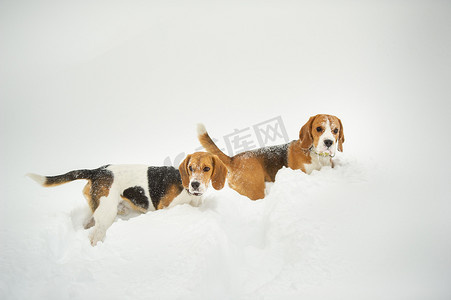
[42,165,113,212]
[45,165,112,186]
[147,166,183,210]
[252,143,290,181]
[122,186,149,210]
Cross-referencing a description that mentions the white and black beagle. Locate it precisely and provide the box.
[28,152,227,245]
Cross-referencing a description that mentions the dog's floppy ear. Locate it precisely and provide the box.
[337,117,345,152]
[179,154,192,189]
[299,116,316,150]
[211,155,227,190]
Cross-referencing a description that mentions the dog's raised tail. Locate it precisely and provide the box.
[27,169,95,187]
[197,123,232,166]
[27,173,47,186]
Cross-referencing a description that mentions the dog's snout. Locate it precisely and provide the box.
[324,139,333,148]
[191,181,200,190]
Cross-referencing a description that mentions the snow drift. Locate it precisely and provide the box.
[1,156,449,300]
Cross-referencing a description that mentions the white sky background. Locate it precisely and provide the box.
[1,0,451,264]
[1,0,450,170]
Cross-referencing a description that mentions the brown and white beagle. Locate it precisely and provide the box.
[28,152,227,245]
[198,114,345,200]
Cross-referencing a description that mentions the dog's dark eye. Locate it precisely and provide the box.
[189,166,193,172]
[316,127,322,132]
[333,128,339,134]
[203,167,210,172]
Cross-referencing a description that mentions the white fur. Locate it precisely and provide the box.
[197,123,207,136]
[26,173,46,186]
[304,154,333,174]
[304,119,337,174]
[188,177,208,195]
[91,165,205,245]
[106,164,153,210]
[88,166,149,245]
[168,189,203,208]
[315,119,337,156]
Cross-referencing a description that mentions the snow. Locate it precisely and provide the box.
[3,159,450,299]
[1,1,451,299]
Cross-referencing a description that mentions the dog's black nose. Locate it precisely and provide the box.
[191,181,200,190]
[324,139,333,148]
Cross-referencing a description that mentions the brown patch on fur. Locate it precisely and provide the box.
[179,154,192,189]
[227,157,267,200]
[211,155,227,190]
[221,146,289,200]
[83,177,114,212]
[82,181,96,212]
[336,117,345,152]
[198,131,232,166]
[287,141,312,173]
[157,184,183,209]
[43,181,68,188]
[299,116,316,150]
[120,196,148,213]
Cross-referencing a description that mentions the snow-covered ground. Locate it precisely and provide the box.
[1,1,451,299]
[2,157,450,300]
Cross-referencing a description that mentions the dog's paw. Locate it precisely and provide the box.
[89,228,106,246]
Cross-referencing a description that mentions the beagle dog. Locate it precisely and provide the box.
[198,114,345,200]
[28,152,227,245]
